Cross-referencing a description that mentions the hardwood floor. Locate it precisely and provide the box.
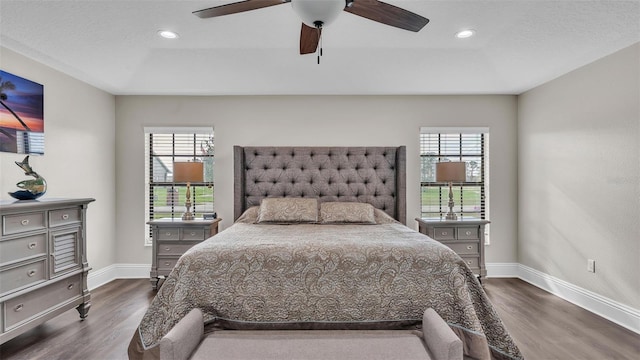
[0,278,638,359]
[483,278,639,360]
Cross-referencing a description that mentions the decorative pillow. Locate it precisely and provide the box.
[319,202,376,224]
[236,206,259,223]
[373,208,400,224]
[256,198,319,224]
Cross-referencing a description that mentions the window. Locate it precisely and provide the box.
[420,128,489,221]
[144,127,214,245]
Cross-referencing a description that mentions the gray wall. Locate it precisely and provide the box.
[518,43,640,308]
[115,95,519,266]
[0,47,117,272]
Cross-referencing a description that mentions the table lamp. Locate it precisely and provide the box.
[436,161,466,220]
[173,161,203,220]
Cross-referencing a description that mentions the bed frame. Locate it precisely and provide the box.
[233,146,406,224]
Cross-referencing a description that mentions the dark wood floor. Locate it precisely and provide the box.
[0,278,638,359]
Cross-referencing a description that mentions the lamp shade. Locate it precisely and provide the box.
[291,0,344,27]
[436,162,466,182]
[173,162,203,182]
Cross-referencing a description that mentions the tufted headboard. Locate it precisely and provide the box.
[234,146,406,224]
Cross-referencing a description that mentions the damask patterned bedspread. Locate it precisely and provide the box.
[128,222,523,360]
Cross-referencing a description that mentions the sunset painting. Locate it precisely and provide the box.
[0,70,44,154]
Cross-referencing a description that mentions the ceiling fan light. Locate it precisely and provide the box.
[291,0,345,28]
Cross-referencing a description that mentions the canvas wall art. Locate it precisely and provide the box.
[0,70,44,154]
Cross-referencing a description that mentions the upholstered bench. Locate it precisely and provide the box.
[159,308,463,360]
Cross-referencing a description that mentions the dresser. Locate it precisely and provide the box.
[0,198,94,344]
[416,218,489,281]
[149,218,221,290]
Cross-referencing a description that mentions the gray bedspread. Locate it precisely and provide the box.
[128,219,523,360]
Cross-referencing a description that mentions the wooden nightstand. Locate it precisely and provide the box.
[416,218,489,281]
[148,218,221,290]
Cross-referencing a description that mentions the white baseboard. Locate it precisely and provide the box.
[486,262,520,278]
[516,264,640,335]
[88,263,150,290]
[89,262,639,335]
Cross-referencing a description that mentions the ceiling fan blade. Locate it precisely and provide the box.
[344,0,429,32]
[193,0,289,18]
[300,23,321,55]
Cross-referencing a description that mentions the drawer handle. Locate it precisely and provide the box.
[27,269,37,277]
[165,232,172,236]
[441,231,448,236]
[21,219,30,226]
[14,304,24,312]
[466,261,472,266]
[62,214,69,220]
[466,245,473,250]
[164,261,171,266]
[165,247,172,251]
[190,232,196,236]
[28,242,37,249]
[465,231,472,236]
[68,284,74,290]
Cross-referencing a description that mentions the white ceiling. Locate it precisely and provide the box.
[1,0,638,96]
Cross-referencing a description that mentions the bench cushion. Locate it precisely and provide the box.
[158,308,462,360]
[191,330,433,360]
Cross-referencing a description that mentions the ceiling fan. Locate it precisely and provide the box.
[193,0,429,58]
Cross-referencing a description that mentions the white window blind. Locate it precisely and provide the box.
[420,128,489,221]
[143,127,214,245]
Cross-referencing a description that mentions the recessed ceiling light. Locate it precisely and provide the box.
[455,29,475,39]
[158,30,179,39]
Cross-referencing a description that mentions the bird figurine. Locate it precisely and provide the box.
[8,155,47,200]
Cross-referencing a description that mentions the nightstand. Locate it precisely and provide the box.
[148,218,221,290]
[416,218,489,281]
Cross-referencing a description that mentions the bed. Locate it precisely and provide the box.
[128,146,523,360]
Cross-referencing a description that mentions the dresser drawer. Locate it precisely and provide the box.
[447,242,479,256]
[0,259,47,296]
[157,243,195,256]
[4,275,82,330]
[49,207,82,227]
[182,228,205,241]
[0,233,47,267]
[157,228,180,241]
[2,212,46,236]
[460,257,479,269]
[157,257,180,272]
[457,227,480,240]
[432,227,455,240]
